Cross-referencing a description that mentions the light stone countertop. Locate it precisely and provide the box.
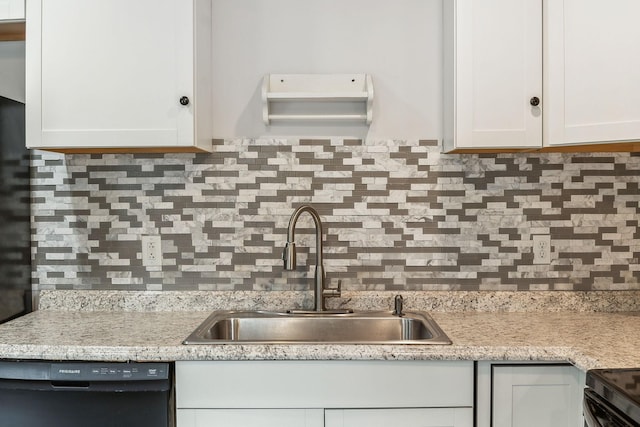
[0,306,639,371]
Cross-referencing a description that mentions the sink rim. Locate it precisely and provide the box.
[183,309,452,345]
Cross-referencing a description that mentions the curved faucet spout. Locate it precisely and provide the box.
[283,205,337,311]
[284,205,323,272]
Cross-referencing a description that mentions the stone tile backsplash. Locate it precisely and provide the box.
[31,139,640,292]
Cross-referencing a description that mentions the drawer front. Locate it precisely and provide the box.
[177,409,324,427]
[176,360,473,409]
[325,407,473,427]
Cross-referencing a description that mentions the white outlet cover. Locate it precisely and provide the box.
[142,235,162,267]
[532,234,551,265]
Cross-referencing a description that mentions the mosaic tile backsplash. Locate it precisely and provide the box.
[31,139,640,292]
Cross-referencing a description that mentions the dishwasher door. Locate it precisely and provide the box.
[0,361,173,427]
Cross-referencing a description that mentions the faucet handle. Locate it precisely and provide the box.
[393,294,404,317]
[323,279,342,299]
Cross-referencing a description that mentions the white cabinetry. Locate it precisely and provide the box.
[325,408,472,427]
[444,0,542,152]
[25,0,213,153]
[544,0,640,148]
[0,0,23,21]
[178,409,324,427]
[445,0,640,152]
[176,361,474,427]
[476,362,585,427]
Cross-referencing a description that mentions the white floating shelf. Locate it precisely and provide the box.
[262,74,374,125]
[266,92,369,101]
[268,114,369,121]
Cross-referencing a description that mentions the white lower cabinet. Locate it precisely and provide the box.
[175,361,474,427]
[476,362,585,427]
[325,408,472,427]
[176,360,584,427]
[177,407,472,427]
[177,409,324,427]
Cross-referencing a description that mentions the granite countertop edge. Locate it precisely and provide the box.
[1,290,637,371]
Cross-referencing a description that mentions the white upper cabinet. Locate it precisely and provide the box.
[0,0,24,21]
[26,0,213,152]
[444,0,543,152]
[446,0,640,152]
[544,0,640,147]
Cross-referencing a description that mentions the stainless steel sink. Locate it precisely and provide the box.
[183,310,452,345]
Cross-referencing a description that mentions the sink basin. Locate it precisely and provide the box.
[183,310,452,345]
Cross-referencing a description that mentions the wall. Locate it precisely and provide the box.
[210,0,441,140]
[31,139,640,292]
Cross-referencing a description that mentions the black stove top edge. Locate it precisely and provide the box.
[587,369,640,424]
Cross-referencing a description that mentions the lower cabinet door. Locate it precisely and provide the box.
[492,365,583,427]
[325,408,473,427]
[177,408,324,427]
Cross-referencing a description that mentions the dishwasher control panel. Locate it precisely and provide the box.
[51,362,169,381]
[0,361,169,382]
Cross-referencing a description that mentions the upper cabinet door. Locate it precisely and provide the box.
[444,0,542,152]
[545,0,640,147]
[26,0,213,152]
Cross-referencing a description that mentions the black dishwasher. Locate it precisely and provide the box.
[0,360,173,427]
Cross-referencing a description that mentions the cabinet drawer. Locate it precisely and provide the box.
[177,408,324,427]
[325,408,473,427]
[176,360,473,409]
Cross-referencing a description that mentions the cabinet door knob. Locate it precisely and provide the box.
[530,96,540,107]
[179,96,190,106]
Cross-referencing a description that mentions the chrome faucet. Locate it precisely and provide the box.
[283,205,340,311]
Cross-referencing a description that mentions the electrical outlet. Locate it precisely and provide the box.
[532,234,551,264]
[142,235,162,267]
